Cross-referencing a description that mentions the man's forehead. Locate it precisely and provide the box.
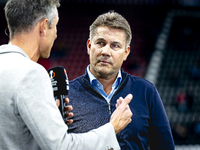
[93,27,126,43]
[96,26,125,34]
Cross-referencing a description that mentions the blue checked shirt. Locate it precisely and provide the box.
[87,65,122,103]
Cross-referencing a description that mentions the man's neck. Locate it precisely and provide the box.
[10,32,40,62]
[96,74,118,96]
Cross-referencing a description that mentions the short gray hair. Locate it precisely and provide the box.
[89,11,132,48]
[4,0,60,39]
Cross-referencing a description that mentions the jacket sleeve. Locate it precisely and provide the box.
[148,86,175,150]
[17,63,120,150]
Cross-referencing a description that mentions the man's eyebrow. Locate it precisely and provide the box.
[95,37,106,41]
[112,41,121,44]
[94,38,122,46]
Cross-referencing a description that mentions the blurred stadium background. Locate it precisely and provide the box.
[0,0,200,149]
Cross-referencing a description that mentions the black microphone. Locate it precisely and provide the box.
[47,66,69,121]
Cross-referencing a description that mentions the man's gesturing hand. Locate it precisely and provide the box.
[110,94,133,134]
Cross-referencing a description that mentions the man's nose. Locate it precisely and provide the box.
[101,45,111,56]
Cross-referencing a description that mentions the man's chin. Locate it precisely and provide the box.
[97,69,114,78]
[97,66,110,73]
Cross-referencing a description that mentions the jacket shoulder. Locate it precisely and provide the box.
[125,73,155,88]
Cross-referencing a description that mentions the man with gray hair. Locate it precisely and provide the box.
[67,11,175,149]
[0,1,133,149]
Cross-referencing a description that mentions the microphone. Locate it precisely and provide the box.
[47,66,69,121]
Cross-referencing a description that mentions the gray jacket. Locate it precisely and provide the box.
[0,44,120,150]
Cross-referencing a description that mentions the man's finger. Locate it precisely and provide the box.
[118,94,133,110]
[124,94,133,104]
[65,105,73,112]
[65,112,74,118]
[56,99,60,107]
[116,97,123,108]
[66,119,73,125]
[65,97,69,103]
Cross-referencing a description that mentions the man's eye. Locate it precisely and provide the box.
[113,44,119,48]
[97,42,104,45]
[112,44,120,49]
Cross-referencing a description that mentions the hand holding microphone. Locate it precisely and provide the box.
[55,97,73,125]
[48,66,73,125]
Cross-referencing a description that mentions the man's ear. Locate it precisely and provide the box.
[39,19,48,37]
[123,46,130,61]
[87,39,91,55]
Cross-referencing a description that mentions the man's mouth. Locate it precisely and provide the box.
[100,60,110,64]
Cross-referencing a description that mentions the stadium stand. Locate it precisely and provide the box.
[145,8,200,148]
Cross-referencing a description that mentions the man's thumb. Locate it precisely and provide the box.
[119,94,133,109]
[124,94,133,105]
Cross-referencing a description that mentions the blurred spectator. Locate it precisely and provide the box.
[176,89,187,113]
[172,123,188,144]
[191,120,200,143]
[193,121,200,136]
